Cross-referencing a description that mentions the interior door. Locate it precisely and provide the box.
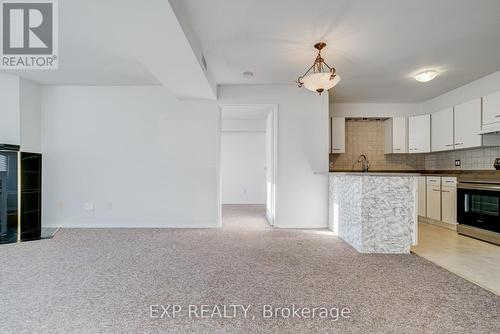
[265,109,277,226]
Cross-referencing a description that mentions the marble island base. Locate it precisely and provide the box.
[329,173,418,254]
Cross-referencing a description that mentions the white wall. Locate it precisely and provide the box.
[221,119,266,132]
[421,70,500,112]
[0,74,20,145]
[330,103,423,118]
[221,130,266,204]
[19,79,42,153]
[218,85,329,228]
[41,86,219,228]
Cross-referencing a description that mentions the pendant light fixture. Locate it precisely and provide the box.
[296,42,341,95]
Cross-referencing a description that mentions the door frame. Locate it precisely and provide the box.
[216,104,279,228]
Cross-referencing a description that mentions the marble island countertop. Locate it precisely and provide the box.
[329,173,417,254]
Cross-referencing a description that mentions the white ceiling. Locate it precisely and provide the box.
[1,1,158,85]
[0,0,216,99]
[171,0,500,102]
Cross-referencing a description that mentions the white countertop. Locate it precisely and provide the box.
[330,172,421,176]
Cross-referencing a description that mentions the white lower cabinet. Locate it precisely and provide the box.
[417,176,426,217]
[426,177,441,221]
[423,176,457,227]
[441,177,457,224]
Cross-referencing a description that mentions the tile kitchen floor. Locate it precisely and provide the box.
[412,222,500,296]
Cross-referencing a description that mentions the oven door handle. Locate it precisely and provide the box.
[457,183,500,191]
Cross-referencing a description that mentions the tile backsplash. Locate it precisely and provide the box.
[425,147,500,170]
[330,119,425,171]
[329,118,500,171]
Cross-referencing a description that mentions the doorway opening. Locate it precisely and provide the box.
[217,104,278,230]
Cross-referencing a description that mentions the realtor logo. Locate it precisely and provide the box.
[1,0,58,69]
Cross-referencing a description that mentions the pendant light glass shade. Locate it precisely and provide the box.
[302,72,341,93]
[296,42,340,95]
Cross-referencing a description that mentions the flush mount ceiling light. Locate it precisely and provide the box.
[296,42,341,95]
[414,70,439,82]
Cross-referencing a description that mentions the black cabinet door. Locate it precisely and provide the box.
[0,151,18,244]
[20,152,42,241]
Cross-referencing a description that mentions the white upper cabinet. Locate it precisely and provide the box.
[408,114,430,153]
[431,108,454,152]
[482,91,500,126]
[330,117,345,153]
[384,117,407,154]
[454,98,482,149]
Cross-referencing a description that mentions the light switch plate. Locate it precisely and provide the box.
[84,202,95,211]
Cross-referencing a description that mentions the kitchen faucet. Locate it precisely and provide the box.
[357,154,370,172]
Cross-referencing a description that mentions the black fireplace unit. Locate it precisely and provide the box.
[0,149,42,244]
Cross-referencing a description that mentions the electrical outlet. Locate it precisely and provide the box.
[84,202,95,211]
[455,160,461,166]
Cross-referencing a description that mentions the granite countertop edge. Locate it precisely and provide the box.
[328,170,500,180]
[330,172,421,176]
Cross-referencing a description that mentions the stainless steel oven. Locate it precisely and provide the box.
[457,180,500,245]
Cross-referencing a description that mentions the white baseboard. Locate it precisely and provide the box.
[42,222,219,229]
[418,216,457,231]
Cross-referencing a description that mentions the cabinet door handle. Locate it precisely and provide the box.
[455,142,463,146]
[445,144,454,147]
[495,115,500,118]
[332,148,341,151]
[442,190,450,193]
[394,148,401,151]
[432,189,441,192]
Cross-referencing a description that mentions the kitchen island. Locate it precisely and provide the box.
[329,172,419,254]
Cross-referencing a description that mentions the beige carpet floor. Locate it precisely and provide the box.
[221,204,271,231]
[0,206,499,333]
